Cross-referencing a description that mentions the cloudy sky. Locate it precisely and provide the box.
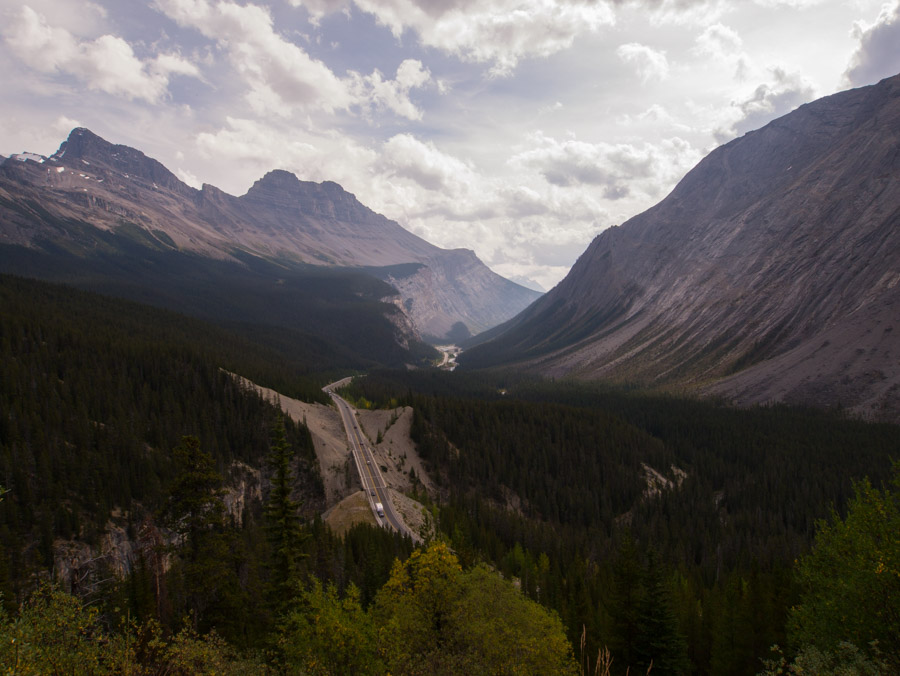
[2,0,899,290]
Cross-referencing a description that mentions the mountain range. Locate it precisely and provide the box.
[0,128,539,343]
[462,73,900,422]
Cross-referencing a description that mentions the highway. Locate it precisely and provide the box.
[324,381,415,540]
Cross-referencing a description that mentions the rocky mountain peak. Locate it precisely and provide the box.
[0,128,541,341]
[249,169,301,193]
[242,169,375,223]
[52,127,189,195]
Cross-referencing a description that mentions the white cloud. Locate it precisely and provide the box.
[635,0,727,26]
[155,0,430,118]
[715,67,816,141]
[616,42,670,83]
[156,0,353,113]
[692,23,742,59]
[350,59,431,120]
[1,0,884,293]
[176,167,202,188]
[3,6,199,103]
[350,0,616,76]
[287,0,349,21]
[509,132,699,200]
[379,133,477,193]
[844,1,900,87]
[5,0,110,37]
[193,116,381,191]
[753,0,825,7]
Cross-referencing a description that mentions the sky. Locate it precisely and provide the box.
[1,1,899,291]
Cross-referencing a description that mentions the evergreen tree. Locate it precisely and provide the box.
[607,533,645,671]
[161,435,237,632]
[264,414,306,614]
[162,436,225,558]
[634,550,689,675]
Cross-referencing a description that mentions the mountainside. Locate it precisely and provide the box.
[462,73,900,421]
[0,128,539,339]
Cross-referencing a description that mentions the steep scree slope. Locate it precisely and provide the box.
[462,73,900,421]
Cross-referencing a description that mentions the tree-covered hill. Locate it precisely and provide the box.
[0,275,582,674]
[0,222,438,371]
[0,274,327,597]
[342,369,900,674]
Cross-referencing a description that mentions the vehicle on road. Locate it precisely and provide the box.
[375,502,384,517]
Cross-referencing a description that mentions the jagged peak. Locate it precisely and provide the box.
[51,127,192,195]
[246,170,353,199]
[246,169,301,194]
[53,127,112,160]
[242,170,371,222]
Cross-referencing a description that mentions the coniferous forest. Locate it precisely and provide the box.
[1,274,898,674]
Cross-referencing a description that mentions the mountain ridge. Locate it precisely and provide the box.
[461,73,900,421]
[0,128,540,339]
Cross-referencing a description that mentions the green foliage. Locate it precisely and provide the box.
[0,274,325,599]
[606,539,688,675]
[344,369,899,675]
[789,465,900,670]
[372,542,579,675]
[264,414,308,614]
[161,436,259,643]
[633,551,690,675]
[280,580,384,675]
[162,436,225,549]
[0,586,108,674]
[300,518,415,608]
[607,534,645,668]
[0,224,439,370]
[759,642,888,676]
[0,585,265,675]
[4,272,899,674]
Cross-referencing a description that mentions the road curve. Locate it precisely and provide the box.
[324,381,416,541]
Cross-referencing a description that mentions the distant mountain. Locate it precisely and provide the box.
[0,128,539,339]
[462,73,900,421]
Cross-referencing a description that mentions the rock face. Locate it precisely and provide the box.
[462,73,900,421]
[0,128,539,338]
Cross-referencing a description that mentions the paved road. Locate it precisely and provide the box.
[324,381,415,540]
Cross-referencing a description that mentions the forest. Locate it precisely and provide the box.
[341,369,899,674]
[1,274,898,674]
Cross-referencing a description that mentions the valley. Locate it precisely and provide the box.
[1,73,899,675]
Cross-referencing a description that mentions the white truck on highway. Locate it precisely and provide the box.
[375,502,384,517]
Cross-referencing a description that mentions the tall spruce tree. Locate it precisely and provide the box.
[607,533,645,670]
[634,550,690,675]
[162,435,236,631]
[264,414,306,614]
[162,436,225,555]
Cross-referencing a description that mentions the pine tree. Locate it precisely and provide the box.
[634,550,690,675]
[162,436,225,556]
[607,533,645,670]
[161,435,231,630]
[264,414,306,615]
